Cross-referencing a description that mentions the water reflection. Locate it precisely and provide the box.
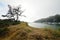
[28,22,60,29]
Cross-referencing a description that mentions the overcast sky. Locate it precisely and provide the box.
[0,0,60,22]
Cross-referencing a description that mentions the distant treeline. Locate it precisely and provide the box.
[35,14,60,23]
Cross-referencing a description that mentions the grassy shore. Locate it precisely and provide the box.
[0,22,60,40]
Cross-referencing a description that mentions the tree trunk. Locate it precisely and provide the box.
[16,14,19,21]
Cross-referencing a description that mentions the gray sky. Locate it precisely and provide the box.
[0,0,60,22]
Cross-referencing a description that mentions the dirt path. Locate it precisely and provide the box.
[4,29,21,40]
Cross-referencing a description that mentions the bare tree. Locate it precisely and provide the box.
[13,6,26,21]
[2,5,14,19]
[2,4,26,21]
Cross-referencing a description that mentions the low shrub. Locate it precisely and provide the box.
[0,27,9,37]
[0,19,20,28]
[12,20,20,25]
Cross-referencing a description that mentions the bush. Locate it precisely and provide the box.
[0,19,20,28]
[0,19,20,37]
[12,20,20,25]
[0,27,9,37]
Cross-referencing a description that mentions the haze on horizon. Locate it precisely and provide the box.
[0,0,60,22]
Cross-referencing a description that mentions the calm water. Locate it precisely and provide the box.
[28,22,60,29]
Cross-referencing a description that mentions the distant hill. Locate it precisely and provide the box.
[35,14,60,23]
